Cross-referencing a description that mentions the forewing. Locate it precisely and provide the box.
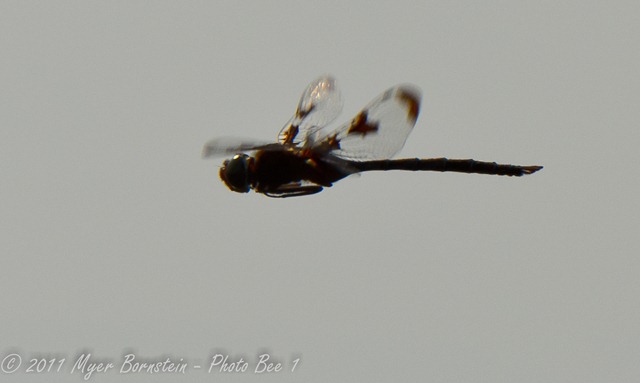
[315,85,421,160]
[202,137,283,158]
[278,75,343,145]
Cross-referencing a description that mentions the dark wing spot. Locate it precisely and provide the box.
[396,88,420,123]
[281,125,299,144]
[347,111,379,137]
[295,103,315,119]
[310,133,341,154]
[327,133,341,150]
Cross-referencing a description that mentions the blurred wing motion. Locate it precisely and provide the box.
[202,137,281,158]
[204,79,420,162]
[278,75,343,145]
[313,85,421,160]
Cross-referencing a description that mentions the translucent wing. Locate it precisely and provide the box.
[313,85,422,160]
[202,137,284,158]
[278,75,343,145]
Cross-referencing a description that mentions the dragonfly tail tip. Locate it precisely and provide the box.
[522,165,543,175]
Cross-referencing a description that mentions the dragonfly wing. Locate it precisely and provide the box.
[278,75,343,145]
[315,85,421,160]
[202,137,283,158]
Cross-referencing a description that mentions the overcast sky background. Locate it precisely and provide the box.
[2,1,639,382]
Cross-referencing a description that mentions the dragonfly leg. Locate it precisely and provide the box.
[264,185,324,198]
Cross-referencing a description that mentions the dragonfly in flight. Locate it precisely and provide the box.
[203,76,542,197]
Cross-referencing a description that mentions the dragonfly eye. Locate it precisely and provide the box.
[219,154,251,193]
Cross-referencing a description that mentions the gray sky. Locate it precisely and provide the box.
[2,1,639,382]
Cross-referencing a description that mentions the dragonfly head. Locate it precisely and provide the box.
[219,154,252,193]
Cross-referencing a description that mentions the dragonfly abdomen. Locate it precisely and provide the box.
[352,158,542,177]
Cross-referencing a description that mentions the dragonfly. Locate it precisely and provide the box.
[203,76,542,198]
